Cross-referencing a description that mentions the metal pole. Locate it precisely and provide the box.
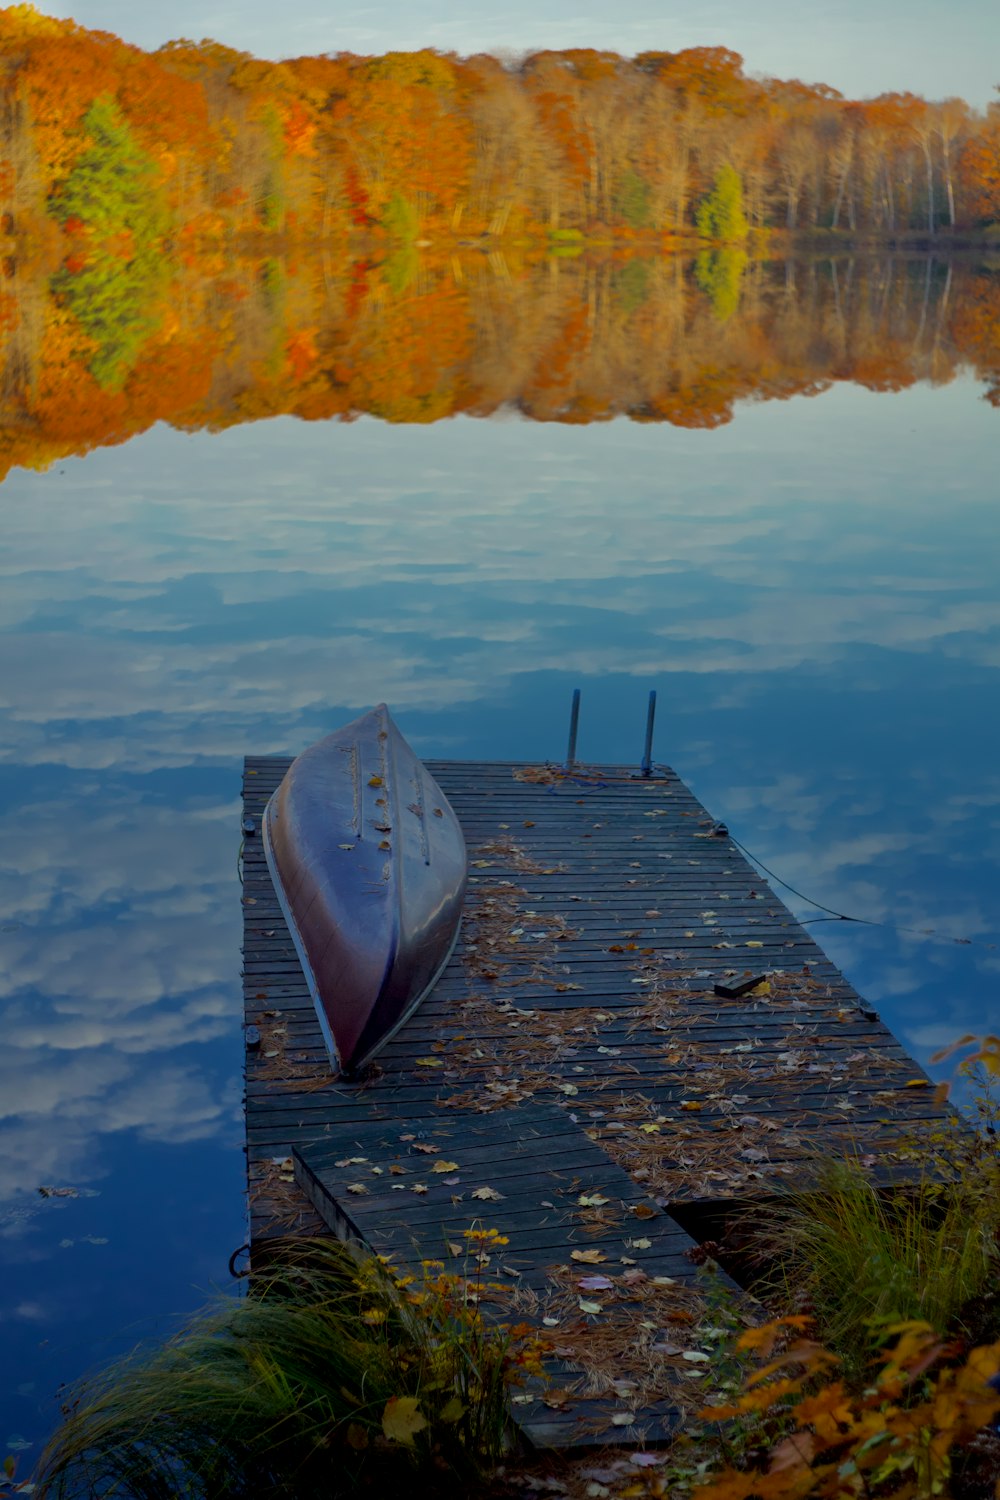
[640,690,656,777]
[565,688,581,769]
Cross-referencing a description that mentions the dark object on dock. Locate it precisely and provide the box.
[262,704,466,1075]
[714,974,769,999]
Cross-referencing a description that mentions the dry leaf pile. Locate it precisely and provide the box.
[511,1263,723,1419]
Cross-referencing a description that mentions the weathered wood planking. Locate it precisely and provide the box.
[292,1104,710,1446]
[242,756,949,1223]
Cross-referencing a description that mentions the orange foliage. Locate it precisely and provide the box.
[694,1319,1000,1500]
[958,119,1000,223]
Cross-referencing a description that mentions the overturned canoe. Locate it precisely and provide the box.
[262,705,466,1074]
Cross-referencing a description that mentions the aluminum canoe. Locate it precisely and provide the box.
[262,705,466,1074]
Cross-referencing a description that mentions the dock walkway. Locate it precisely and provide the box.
[241,756,948,1447]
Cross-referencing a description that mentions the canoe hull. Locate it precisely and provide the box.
[262,705,466,1073]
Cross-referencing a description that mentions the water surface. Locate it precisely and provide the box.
[2,282,1000,1460]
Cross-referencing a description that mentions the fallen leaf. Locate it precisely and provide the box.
[769,1433,817,1474]
[682,1351,710,1363]
[367,775,384,788]
[381,1395,427,1445]
[346,1183,368,1195]
[411,1184,428,1195]
[414,1057,443,1069]
[577,1193,609,1207]
[578,1299,604,1314]
[578,1275,614,1291]
[611,1412,637,1426]
[411,1142,440,1154]
[571,1249,608,1264]
[431,1160,460,1174]
[629,1237,652,1250]
[680,1101,703,1112]
[746,941,763,948]
[471,1186,503,1201]
[631,1203,656,1220]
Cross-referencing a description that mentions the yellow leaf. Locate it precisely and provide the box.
[439,1396,465,1423]
[471,1186,503,1200]
[415,1057,443,1068]
[368,775,384,787]
[746,941,763,948]
[577,1193,609,1207]
[431,1160,459,1173]
[381,1395,427,1446]
[680,1101,703,1112]
[346,1183,368,1195]
[905,1078,930,1088]
[571,1248,607,1264]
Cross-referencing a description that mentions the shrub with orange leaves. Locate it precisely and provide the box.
[693,1318,1000,1499]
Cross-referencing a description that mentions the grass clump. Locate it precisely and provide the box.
[35,1233,535,1499]
[751,1097,1000,1378]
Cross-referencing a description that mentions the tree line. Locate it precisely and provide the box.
[1,4,999,257]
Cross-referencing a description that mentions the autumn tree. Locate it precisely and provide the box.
[696,163,749,241]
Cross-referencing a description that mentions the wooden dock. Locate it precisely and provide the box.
[241,755,949,1447]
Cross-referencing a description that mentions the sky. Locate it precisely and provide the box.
[36,0,1000,109]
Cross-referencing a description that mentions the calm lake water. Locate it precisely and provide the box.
[2,348,999,1456]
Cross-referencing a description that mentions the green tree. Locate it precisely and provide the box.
[52,95,169,390]
[52,94,166,243]
[614,168,651,228]
[695,162,749,241]
[694,246,748,319]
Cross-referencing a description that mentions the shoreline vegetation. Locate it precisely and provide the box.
[11,1057,1000,1499]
